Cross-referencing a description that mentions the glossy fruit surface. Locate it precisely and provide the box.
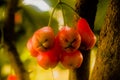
[37,48,59,69]
[77,18,96,50]
[27,38,39,57]
[60,50,83,69]
[56,26,81,53]
[32,26,55,52]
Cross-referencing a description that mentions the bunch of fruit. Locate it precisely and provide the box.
[27,18,96,70]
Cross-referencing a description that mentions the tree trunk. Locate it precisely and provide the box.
[90,0,120,80]
[69,0,98,80]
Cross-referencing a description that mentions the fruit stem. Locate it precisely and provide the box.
[61,2,80,18]
[60,4,66,26]
[50,68,55,80]
[69,69,72,80]
[69,69,76,80]
[48,1,60,27]
[48,0,80,27]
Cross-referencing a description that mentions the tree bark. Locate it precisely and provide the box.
[70,0,98,80]
[1,0,30,80]
[90,0,120,80]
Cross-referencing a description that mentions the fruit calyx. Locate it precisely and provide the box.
[32,26,55,52]
[57,26,81,53]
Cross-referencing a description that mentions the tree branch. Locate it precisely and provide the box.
[2,0,30,80]
[4,41,29,80]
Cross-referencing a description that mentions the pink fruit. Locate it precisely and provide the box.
[60,50,83,69]
[37,48,59,69]
[32,26,55,52]
[56,26,81,53]
[77,18,96,50]
[27,38,39,57]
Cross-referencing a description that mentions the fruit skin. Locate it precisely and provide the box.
[56,26,81,53]
[37,48,59,70]
[32,26,55,52]
[7,75,17,80]
[77,18,96,50]
[60,50,83,69]
[27,26,60,69]
[27,38,39,57]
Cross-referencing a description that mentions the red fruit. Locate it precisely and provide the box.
[60,50,83,69]
[77,18,96,50]
[15,12,22,24]
[27,38,39,57]
[32,26,55,52]
[37,48,59,69]
[7,75,17,80]
[56,26,81,53]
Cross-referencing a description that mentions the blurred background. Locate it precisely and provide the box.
[0,0,108,80]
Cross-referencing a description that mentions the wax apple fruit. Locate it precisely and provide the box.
[77,18,96,50]
[37,48,59,69]
[27,26,60,69]
[56,26,81,53]
[32,26,55,52]
[60,50,83,69]
[27,38,39,57]
[7,75,17,80]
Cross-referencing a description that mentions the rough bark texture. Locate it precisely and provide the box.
[90,0,120,80]
[73,0,98,80]
[1,0,30,80]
